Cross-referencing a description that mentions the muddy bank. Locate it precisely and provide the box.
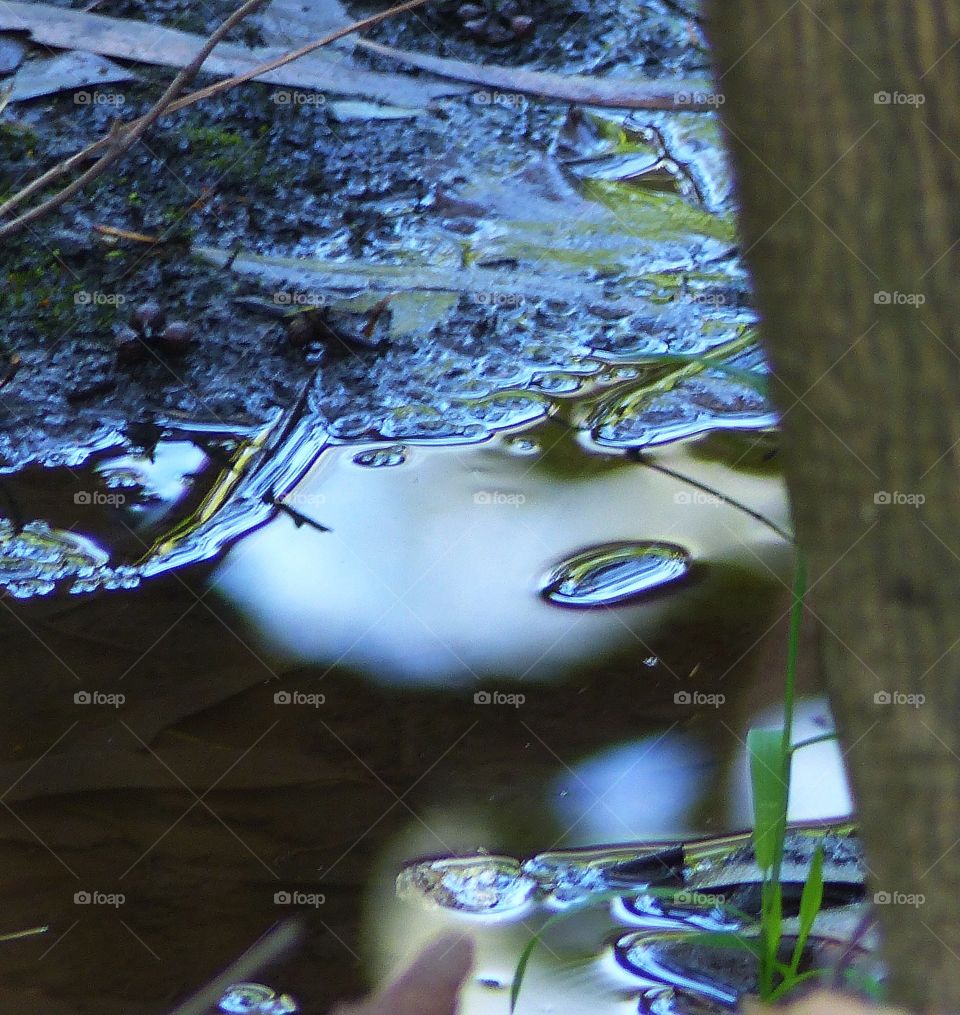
[1,0,708,472]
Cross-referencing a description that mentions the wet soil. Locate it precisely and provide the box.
[0,0,705,473]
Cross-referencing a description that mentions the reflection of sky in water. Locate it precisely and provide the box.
[213,437,789,685]
[551,701,850,850]
[97,440,207,526]
[551,734,711,843]
[729,696,852,823]
[370,711,851,1013]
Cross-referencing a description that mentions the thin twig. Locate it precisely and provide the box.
[166,919,302,1015]
[0,0,432,239]
[0,0,269,239]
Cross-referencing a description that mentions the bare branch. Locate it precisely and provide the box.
[0,0,432,239]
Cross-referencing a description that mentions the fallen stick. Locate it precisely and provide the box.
[0,0,270,239]
[0,0,437,238]
[0,0,454,106]
[166,919,302,1015]
[355,37,716,110]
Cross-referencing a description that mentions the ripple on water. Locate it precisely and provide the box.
[541,541,693,608]
[591,371,777,450]
[0,520,115,598]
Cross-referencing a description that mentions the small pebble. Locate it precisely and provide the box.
[114,324,145,364]
[132,299,164,337]
[285,312,315,348]
[159,320,193,353]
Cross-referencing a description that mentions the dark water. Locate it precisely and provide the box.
[0,397,856,1014]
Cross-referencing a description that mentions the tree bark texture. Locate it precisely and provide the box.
[708,2,960,1009]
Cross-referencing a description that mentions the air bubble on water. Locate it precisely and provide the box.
[503,437,540,456]
[353,444,407,468]
[397,856,535,914]
[541,541,693,608]
[218,983,298,1014]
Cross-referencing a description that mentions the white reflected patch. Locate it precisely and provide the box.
[213,437,789,686]
[551,733,712,844]
[728,696,852,824]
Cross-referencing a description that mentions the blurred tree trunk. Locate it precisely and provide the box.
[707,2,960,1010]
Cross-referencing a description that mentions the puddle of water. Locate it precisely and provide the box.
[0,407,805,1013]
[384,823,871,1015]
[211,425,789,684]
[0,22,849,1012]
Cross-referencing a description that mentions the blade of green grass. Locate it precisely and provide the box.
[748,727,789,872]
[679,931,763,957]
[788,842,825,978]
[510,923,541,1014]
[749,725,789,998]
[766,967,829,1002]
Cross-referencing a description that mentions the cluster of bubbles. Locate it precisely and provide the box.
[218,983,298,1015]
